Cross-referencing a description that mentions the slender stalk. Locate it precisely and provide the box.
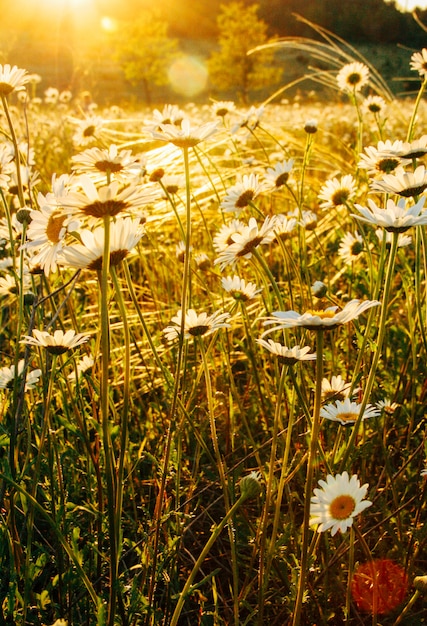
[169,493,248,626]
[99,214,118,626]
[292,330,324,626]
[340,232,399,470]
[0,93,25,207]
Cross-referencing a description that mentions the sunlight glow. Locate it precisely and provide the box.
[100,16,118,33]
[168,56,208,97]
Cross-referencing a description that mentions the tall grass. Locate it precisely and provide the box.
[0,37,426,626]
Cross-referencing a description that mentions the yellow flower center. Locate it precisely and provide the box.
[336,412,358,423]
[307,309,337,319]
[46,212,67,243]
[329,494,356,520]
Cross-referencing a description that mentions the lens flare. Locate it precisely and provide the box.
[168,56,208,98]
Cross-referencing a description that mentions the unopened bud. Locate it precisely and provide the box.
[239,471,262,500]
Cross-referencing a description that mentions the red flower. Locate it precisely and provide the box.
[351,558,408,614]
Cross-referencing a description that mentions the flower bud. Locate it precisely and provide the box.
[239,471,262,500]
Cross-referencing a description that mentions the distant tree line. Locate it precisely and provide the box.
[168,0,427,46]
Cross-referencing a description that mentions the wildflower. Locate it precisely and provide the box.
[62,175,156,220]
[231,105,265,133]
[421,466,427,478]
[148,104,185,127]
[362,95,387,115]
[175,241,191,263]
[321,375,357,402]
[320,398,380,425]
[338,232,364,265]
[273,214,298,240]
[44,87,59,104]
[375,228,412,248]
[213,219,246,253]
[71,145,145,183]
[194,253,211,271]
[163,309,231,342]
[337,62,370,93]
[263,299,380,333]
[304,119,318,134]
[151,118,218,148]
[352,559,408,614]
[24,203,80,276]
[0,273,32,300]
[59,90,73,104]
[265,159,294,188]
[0,359,41,391]
[214,216,276,270]
[21,329,91,355]
[68,355,94,381]
[410,48,427,78]
[161,174,184,196]
[353,197,427,232]
[0,64,29,96]
[68,115,104,146]
[62,217,144,270]
[310,471,372,536]
[211,100,236,118]
[370,165,427,197]
[221,174,265,214]
[358,141,408,177]
[376,398,398,415]
[257,338,316,365]
[318,174,357,209]
[398,135,427,160]
[239,470,263,499]
[311,280,328,298]
[222,275,262,302]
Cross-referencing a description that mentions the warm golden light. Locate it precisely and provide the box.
[168,56,208,97]
[100,16,118,33]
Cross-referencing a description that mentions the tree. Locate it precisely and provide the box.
[112,13,178,105]
[207,2,283,103]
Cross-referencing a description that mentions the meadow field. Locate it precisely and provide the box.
[0,41,427,626]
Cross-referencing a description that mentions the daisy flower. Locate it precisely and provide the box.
[338,232,364,265]
[358,141,408,177]
[398,135,427,160]
[321,375,358,402]
[273,214,298,240]
[239,470,263,499]
[68,355,95,381]
[310,471,372,536]
[376,398,398,415]
[318,174,357,209]
[375,228,412,248]
[44,87,59,104]
[62,217,144,270]
[21,329,91,355]
[163,309,231,342]
[265,159,294,188]
[0,359,41,391]
[0,272,32,300]
[213,219,246,253]
[68,115,104,146]
[220,174,265,214]
[362,95,387,116]
[410,48,427,78]
[353,197,427,232]
[71,145,145,183]
[61,175,157,220]
[214,216,276,270]
[147,104,185,128]
[231,105,265,133]
[370,165,427,197]
[311,280,328,298]
[263,299,380,333]
[211,100,236,118]
[24,203,80,276]
[337,62,370,93]
[194,253,211,271]
[151,118,218,148]
[257,338,316,365]
[320,398,380,425]
[0,64,29,96]
[221,275,262,302]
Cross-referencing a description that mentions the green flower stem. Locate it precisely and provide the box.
[406,77,427,143]
[146,145,193,620]
[0,94,25,208]
[111,266,130,570]
[292,329,324,626]
[257,364,288,625]
[252,248,285,310]
[169,492,248,626]
[99,214,118,626]
[340,231,399,470]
